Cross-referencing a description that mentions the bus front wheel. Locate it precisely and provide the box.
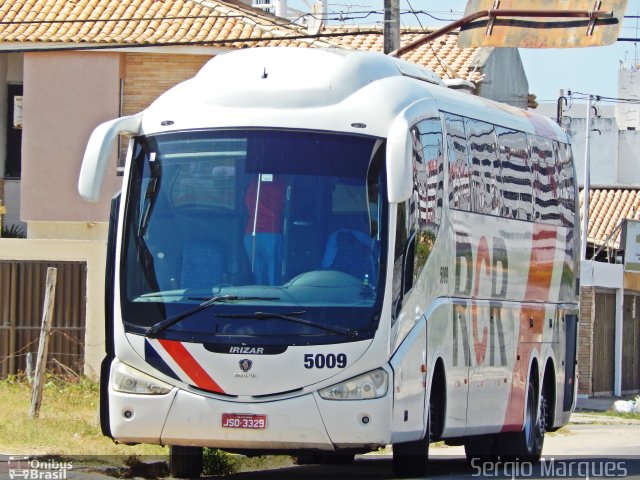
[392,412,430,477]
[169,445,203,478]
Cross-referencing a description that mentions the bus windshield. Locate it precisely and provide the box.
[120,129,387,345]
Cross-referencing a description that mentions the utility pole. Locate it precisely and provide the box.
[581,95,593,262]
[383,0,400,54]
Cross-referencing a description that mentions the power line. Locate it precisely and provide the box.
[569,91,640,104]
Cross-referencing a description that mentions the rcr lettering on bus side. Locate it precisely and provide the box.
[452,232,509,368]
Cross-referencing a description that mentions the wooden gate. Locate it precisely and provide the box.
[623,294,640,393]
[0,261,86,378]
[592,290,616,395]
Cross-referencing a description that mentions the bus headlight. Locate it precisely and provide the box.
[318,368,388,400]
[111,361,172,395]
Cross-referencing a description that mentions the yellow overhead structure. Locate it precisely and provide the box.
[390,1,628,57]
[459,0,628,48]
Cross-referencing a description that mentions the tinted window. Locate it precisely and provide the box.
[445,114,471,211]
[496,127,532,220]
[530,135,559,225]
[465,118,500,215]
[120,129,387,345]
[411,118,444,283]
[556,142,576,228]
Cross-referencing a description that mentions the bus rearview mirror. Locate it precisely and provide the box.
[78,114,142,203]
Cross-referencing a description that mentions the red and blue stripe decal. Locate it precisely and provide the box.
[144,339,226,394]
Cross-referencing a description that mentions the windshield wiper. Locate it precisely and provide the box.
[215,311,358,338]
[145,295,279,338]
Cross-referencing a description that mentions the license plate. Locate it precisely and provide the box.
[221,413,267,429]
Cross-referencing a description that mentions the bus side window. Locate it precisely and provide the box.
[392,201,410,321]
[412,119,443,284]
[465,118,500,215]
[529,135,559,225]
[555,142,576,228]
[496,128,532,221]
[444,113,471,212]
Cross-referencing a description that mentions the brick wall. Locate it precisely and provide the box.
[122,53,213,116]
[578,286,595,395]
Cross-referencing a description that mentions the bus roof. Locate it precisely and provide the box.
[141,47,567,143]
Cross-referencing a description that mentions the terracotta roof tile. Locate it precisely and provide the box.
[323,25,484,83]
[0,0,488,84]
[581,188,640,248]
[0,0,337,48]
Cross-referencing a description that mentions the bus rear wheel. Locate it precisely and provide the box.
[169,445,203,478]
[498,378,547,461]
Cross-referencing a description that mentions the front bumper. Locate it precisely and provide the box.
[109,386,393,451]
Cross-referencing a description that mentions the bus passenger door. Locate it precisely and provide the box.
[390,321,427,443]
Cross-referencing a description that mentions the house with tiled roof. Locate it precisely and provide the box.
[0,0,532,238]
[0,0,533,377]
[535,64,640,397]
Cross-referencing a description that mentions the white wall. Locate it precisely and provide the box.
[616,66,640,130]
[567,117,620,187]
[617,129,640,184]
[581,260,623,288]
[537,100,640,188]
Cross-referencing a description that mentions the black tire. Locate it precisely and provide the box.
[498,378,547,462]
[464,435,499,464]
[392,411,430,477]
[169,445,203,478]
[321,454,356,465]
[392,436,429,477]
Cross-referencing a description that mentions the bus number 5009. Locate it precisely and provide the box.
[303,353,347,369]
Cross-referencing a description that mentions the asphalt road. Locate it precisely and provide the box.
[1,421,639,479]
[222,424,640,480]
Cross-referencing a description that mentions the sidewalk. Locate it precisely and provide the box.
[575,394,637,412]
[571,394,640,426]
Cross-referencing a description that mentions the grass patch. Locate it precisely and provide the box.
[0,374,166,460]
[0,375,291,476]
[202,449,292,476]
[601,410,640,420]
[546,425,572,436]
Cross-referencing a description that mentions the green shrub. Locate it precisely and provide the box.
[1,223,25,238]
[202,448,238,476]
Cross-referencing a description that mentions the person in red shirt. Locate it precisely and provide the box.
[244,174,286,285]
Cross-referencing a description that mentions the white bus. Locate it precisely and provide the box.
[79,47,579,477]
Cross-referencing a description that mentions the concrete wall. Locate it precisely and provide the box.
[0,238,107,378]
[476,48,529,109]
[566,117,620,187]
[537,99,640,188]
[616,66,640,130]
[21,51,122,227]
[617,129,640,185]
